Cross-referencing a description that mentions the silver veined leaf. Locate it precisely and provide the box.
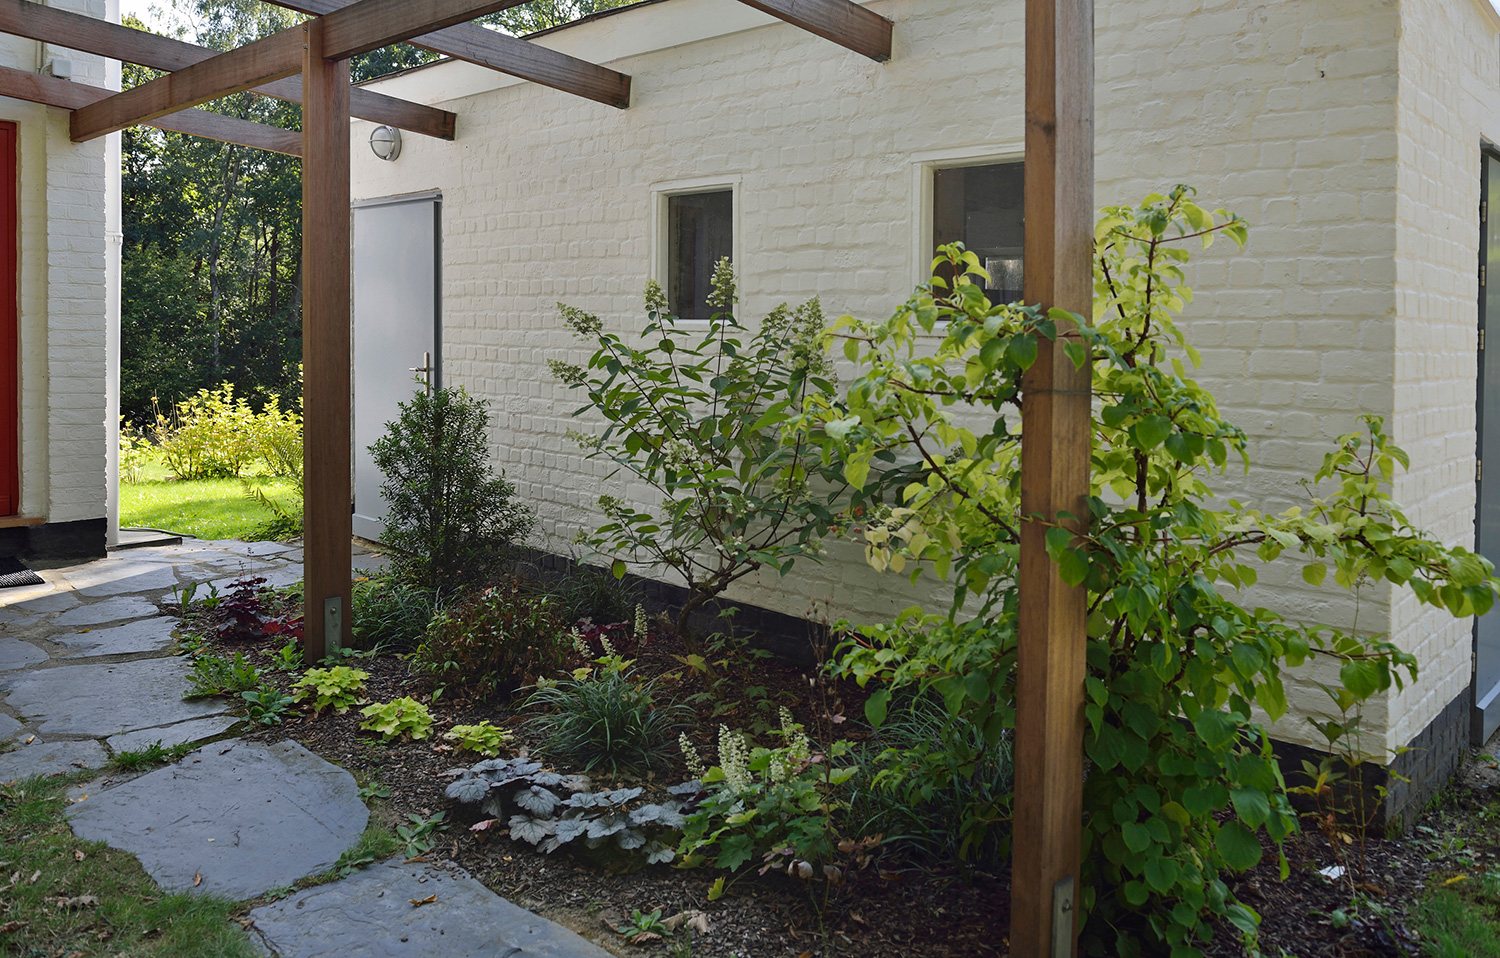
[616,828,647,850]
[645,841,676,865]
[513,786,560,816]
[445,776,490,804]
[508,815,555,845]
[585,813,629,840]
[554,816,590,844]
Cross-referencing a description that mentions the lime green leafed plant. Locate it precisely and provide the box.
[443,722,513,756]
[359,697,434,741]
[292,666,369,714]
[805,187,1500,956]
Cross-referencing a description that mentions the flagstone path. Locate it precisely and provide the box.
[0,538,613,958]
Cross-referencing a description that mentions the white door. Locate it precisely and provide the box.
[352,193,440,543]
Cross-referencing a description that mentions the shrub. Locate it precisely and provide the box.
[153,383,260,480]
[551,265,859,650]
[291,666,369,714]
[525,664,689,777]
[242,394,304,537]
[350,574,440,651]
[810,189,1498,955]
[415,580,567,700]
[369,385,535,592]
[119,418,153,484]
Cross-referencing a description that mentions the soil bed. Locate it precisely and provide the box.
[178,590,1499,957]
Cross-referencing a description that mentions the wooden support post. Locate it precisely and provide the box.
[301,19,353,662]
[1012,0,1093,956]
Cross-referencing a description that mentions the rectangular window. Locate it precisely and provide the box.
[932,161,1025,303]
[667,190,733,320]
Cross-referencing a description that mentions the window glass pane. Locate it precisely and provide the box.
[932,162,1025,302]
[668,190,733,320]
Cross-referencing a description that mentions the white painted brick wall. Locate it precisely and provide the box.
[354,0,1498,752]
[1,0,110,526]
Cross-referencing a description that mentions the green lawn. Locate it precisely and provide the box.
[121,458,298,541]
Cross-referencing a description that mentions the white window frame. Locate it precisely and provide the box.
[909,145,1025,294]
[650,175,742,326]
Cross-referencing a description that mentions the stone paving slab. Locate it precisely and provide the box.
[106,715,242,754]
[0,638,48,672]
[54,596,159,628]
[206,568,304,594]
[65,561,180,598]
[68,739,368,900]
[248,859,614,958]
[1,590,80,615]
[0,738,108,780]
[0,657,230,738]
[52,618,179,658]
[0,713,21,740]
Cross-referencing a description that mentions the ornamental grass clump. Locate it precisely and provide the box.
[807,186,1500,956]
[525,657,689,778]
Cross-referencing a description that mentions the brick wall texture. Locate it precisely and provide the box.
[1,0,110,528]
[354,0,1500,757]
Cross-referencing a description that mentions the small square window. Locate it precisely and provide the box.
[667,190,733,320]
[932,161,1025,303]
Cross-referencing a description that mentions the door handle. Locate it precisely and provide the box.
[408,351,433,394]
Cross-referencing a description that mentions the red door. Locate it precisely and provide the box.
[0,121,15,516]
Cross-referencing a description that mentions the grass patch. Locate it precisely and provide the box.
[1416,872,1500,957]
[120,475,296,541]
[0,775,260,958]
[110,740,198,772]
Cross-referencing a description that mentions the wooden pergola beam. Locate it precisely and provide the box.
[1012,0,1093,955]
[0,64,300,154]
[70,0,532,143]
[70,27,305,142]
[0,0,455,138]
[732,0,891,61]
[266,0,631,109]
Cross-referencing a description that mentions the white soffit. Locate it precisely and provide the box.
[361,0,786,107]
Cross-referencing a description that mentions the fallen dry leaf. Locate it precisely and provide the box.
[408,894,437,907]
[54,895,99,910]
[627,932,661,944]
[0,920,27,934]
[193,872,202,887]
[28,870,40,884]
[1444,874,1469,885]
[73,850,85,862]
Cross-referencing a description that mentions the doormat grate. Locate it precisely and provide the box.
[0,556,45,589]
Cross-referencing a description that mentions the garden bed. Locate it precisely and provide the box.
[168,579,1500,958]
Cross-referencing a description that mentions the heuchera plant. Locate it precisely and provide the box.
[804,187,1499,955]
[550,263,856,650]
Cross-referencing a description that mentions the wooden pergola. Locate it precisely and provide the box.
[1,0,1092,952]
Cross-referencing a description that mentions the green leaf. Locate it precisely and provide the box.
[1229,787,1271,828]
[1121,822,1152,853]
[610,559,627,580]
[843,337,860,362]
[1133,415,1172,450]
[1216,821,1263,871]
[1302,563,1327,587]
[964,671,990,704]
[1058,548,1089,587]
[1193,709,1237,750]
[864,689,890,727]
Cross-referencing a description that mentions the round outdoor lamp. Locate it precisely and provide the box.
[370,125,402,162]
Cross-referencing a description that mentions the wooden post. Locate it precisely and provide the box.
[1012,0,1093,955]
[301,18,352,661]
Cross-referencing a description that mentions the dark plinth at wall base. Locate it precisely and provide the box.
[511,547,825,668]
[1272,688,1471,834]
[0,518,107,562]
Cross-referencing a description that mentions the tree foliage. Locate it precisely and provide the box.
[805,187,1499,955]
